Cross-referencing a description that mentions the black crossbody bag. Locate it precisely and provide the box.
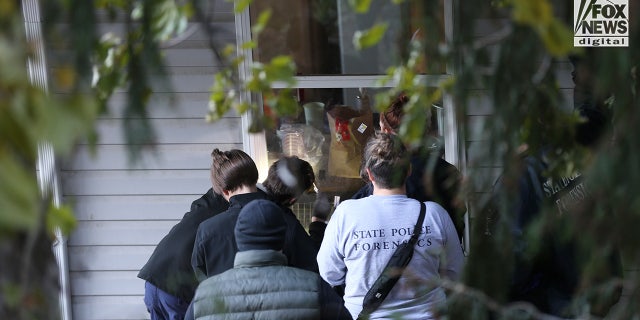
[357,202,426,320]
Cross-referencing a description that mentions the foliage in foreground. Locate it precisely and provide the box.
[1,0,638,319]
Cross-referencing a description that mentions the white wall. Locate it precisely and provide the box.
[56,2,239,319]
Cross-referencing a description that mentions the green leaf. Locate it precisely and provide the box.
[511,0,576,57]
[349,0,373,13]
[512,0,552,25]
[223,44,237,58]
[150,0,190,42]
[400,107,428,145]
[41,94,99,155]
[353,23,388,50]
[264,55,296,83]
[539,19,578,57]
[237,102,251,115]
[47,204,77,236]
[0,156,39,232]
[241,40,257,50]
[273,90,299,116]
[234,0,253,14]
[251,9,272,36]
[131,2,142,19]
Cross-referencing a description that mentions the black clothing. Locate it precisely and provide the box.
[308,221,328,249]
[234,199,287,251]
[190,188,219,212]
[192,192,268,281]
[493,156,622,317]
[137,191,229,301]
[192,191,319,281]
[281,204,321,272]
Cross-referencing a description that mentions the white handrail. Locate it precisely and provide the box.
[22,1,73,319]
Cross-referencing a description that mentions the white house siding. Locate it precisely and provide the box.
[54,2,239,319]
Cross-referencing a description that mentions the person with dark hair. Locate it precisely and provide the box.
[352,93,467,243]
[260,155,315,206]
[186,200,352,320]
[191,156,319,281]
[259,155,330,248]
[318,133,464,319]
[137,149,254,320]
[259,156,325,267]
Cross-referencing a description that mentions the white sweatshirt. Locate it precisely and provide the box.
[317,195,464,320]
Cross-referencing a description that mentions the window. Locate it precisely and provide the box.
[249,0,447,75]
[235,0,460,230]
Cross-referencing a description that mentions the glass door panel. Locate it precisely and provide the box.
[249,0,446,75]
[237,0,457,230]
[263,87,444,203]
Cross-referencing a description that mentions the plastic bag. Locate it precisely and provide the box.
[277,124,326,172]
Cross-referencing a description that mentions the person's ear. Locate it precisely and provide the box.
[222,189,232,200]
[380,121,393,134]
[366,168,375,183]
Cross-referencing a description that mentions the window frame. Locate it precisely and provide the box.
[234,1,466,248]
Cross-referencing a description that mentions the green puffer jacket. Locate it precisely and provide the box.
[192,250,350,320]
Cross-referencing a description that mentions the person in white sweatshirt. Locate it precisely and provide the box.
[317,132,464,320]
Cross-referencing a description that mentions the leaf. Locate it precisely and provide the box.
[241,40,257,50]
[0,0,17,16]
[41,94,100,155]
[510,0,576,57]
[264,55,296,83]
[512,0,552,25]
[150,0,190,42]
[0,156,39,232]
[236,102,251,115]
[46,204,77,236]
[234,0,253,14]
[353,23,388,50]
[223,44,237,58]
[400,108,428,146]
[272,90,299,116]
[251,9,272,36]
[539,19,578,57]
[348,0,373,13]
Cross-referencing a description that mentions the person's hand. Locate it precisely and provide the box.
[312,192,331,221]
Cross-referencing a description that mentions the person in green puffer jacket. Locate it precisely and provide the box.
[186,199,351,320]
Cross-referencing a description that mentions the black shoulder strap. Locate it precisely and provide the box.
[357,202,426,319]
[409,202,426,246]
